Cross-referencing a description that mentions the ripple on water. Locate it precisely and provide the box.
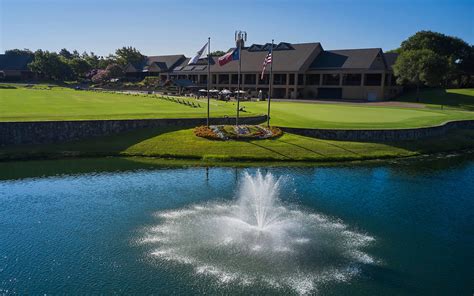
[139,171,377,295]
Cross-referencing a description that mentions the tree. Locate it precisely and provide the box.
[400,31,472,87]
[98,54,116,69]
[5,48,34,58]
[68,57,92,78]
[82,52,100,69]
[59,48,73,59]
[105,63,124,78]
[393,49,449,99]
[209,50,226,57]
[29,50,74,81]
[114,46,144,66]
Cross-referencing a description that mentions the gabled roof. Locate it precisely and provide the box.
[172,42,322,73]
[126,54,186,73]
[309,48,383,70]
[0,54,33,71]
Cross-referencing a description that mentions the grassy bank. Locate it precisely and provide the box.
[2,127,474,163]
[397,88,474,110]
[1,84,473,129]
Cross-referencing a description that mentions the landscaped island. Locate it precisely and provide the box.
[1,84,473,164]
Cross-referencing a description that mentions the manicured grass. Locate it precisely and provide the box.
[0,85,245,121]
[397,88,474,110]
[2,127,474,163]
[1,84,473,129]
[245,101,474,129]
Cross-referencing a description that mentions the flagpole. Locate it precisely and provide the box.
[236,37,242,126]
[207,37,211,127]
[267,39,274,127]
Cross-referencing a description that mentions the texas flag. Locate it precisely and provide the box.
[218,47,240,66]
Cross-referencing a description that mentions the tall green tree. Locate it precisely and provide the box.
[29,50,74,81]
[400,31,472,87]
[209,50,226,57]
[5,48,34,58]
[393,49,449,99]
[68,57,92,78]
[105,63,124,78]
[81,52,97,68]
[114,46,144,66]
[59,48,73,59]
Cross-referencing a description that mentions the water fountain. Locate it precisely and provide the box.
[141,171,376,294]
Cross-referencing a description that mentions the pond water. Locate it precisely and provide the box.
[0,155,473,295]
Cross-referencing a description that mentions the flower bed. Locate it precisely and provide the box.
[194,125,283,140]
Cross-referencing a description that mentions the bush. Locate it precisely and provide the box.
[91,69,110,83]
[142,76,162,88]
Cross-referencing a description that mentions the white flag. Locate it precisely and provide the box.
[188,42,208,65]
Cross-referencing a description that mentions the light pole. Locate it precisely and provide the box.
[235,30,247,126]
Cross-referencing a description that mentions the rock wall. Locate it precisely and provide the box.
[0,116,267,146]
[280,120,474,142]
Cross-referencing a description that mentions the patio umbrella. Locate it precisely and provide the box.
[220,89,232,95]
[234,90,246,94]
[209,89,219,93]
[199,89,208,92]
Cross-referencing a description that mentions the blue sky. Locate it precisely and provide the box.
[1,0,473,57]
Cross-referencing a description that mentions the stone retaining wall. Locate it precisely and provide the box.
[0,115,267,146]
[280,120,474,142]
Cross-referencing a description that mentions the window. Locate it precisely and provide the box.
[231,74,239,84]
[364,74,382,86]
[259,74,269,85]
[273,74,287,85]
[298,74,304,85]
[322,74,340,86]
[342,74,361,86]
[289,74,295,85]
[244,74,256,85]
[218,74,229,84]
[306,74,320,85]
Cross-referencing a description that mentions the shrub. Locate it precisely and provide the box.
[142,76,162,88]
[91,69,110,83]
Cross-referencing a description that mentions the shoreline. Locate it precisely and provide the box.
[1,146,473,167]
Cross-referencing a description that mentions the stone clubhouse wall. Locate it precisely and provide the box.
[0,115,267,146]
[280,120,474,142]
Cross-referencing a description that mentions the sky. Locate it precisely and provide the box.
[1,0,473,57]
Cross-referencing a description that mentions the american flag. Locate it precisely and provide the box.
[260,52,272,80]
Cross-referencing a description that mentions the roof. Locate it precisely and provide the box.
[383,52,399,70]
[172,42,322,73]
[0,54,33,71]
[309,48,383,70]
[173,79,198,88]
[126,54,185,73]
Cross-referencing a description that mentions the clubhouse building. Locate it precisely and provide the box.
[125,41,402,100]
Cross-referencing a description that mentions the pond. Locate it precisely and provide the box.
[0,155,473,295]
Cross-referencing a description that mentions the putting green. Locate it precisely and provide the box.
[1,84,473,129]
[244,102,472,129]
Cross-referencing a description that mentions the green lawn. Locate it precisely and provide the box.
[1,84,473,129]
[2,127,474,163]
[0,85,242,121]
[245,101,474,128]
[397,88,474,110]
